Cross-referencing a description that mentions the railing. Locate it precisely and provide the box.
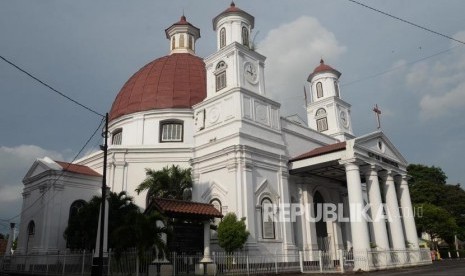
[0,250,93,276]
[0,248,433,275]
[213,251,300,275]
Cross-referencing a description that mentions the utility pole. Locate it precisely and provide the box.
[92,113,108,276]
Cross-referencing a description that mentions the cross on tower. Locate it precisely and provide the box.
[373,104,382,129]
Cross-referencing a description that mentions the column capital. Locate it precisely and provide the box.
[360,164,382,176]
[397,174,410,185]
[339,158,357,166]
[339,158,363,171]
[378,169,398,180]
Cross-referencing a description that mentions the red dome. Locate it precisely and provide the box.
[109,53,206,121]
[307,59,341,82]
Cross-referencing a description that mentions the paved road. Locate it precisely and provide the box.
[310,259,465,275]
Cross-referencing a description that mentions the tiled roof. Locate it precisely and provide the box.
[55,161,101,177]
[213,2,254,30]
[289,141,346,162]
[307,59,341,81]
[153,198,223,219]
[109,53,206,121]
[165,15,200,38]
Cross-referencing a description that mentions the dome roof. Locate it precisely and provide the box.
[109,53,206,121]
[213,2,254,30]
[307,59,341,82]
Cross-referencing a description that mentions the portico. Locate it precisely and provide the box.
[289,131,419,264]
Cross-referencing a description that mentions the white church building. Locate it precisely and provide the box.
[13,3,429,270]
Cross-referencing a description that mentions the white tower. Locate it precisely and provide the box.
[192,3,295,254]
[204,2,266,97]
[165,15,200,55]
[306,59,354,141]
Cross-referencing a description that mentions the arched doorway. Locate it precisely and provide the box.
[314,191,330,251]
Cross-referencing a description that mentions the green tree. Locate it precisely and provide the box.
[135,165,192,201]
[407,164,447,186]
[111,211,169,259]
[415,203,458,247]
[217,213,249,253]
[64,191,168,256]
[408,164,465,241]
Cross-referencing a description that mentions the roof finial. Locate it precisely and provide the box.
[231,1,236,7]
[180,9,186,22]
[320,58,324,64]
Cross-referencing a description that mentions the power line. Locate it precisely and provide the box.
[0,55,105,118]
[347,0,465,46]
[341,46,458,87]
[2,117,105,222]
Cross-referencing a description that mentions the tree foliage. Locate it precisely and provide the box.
[135,165,192,201]
[408,164,465,243]
[414,203,458,246]
[217,213,249,253]
[407,164,447,186]
[64,191,168,256]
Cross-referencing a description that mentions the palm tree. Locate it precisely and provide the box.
[135,165,193,201]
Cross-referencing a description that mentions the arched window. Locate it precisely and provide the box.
[112,128,122,145]
[316,82,324,98]
[179,34,185,48]
[160,119,184,142]
[188,35,193,50]
[210,198,222,225]
[242,27,249,47]
[171,37,176,50]
[215,61,227,91]
[26,220,35,254]
[261,197,275,239]
[220,28,226,48]
[315,108,328,132]
[334,81,340,97]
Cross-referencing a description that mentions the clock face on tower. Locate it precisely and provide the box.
[244,62,258,84]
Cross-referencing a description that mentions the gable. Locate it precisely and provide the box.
[23,157,62,181]
[354,131,408,165]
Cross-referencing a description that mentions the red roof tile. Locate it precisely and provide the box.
[55,161,101,177]
[109,53,206,121]
[307,59,341,81]
[289,141,346,162]
[164,15,200,39]
[153,198,223,218]
[213,2,254,30]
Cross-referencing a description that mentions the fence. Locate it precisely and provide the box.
[0,248,433,275]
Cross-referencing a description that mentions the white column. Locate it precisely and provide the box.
[5,223,15,255]
[342,195,352,249]
[365,166,390,250]
[200,220,213,263]
[299,185,309,250]
[306,190,319,251]
[397,175,419,249]
[341,160,371,251]
[380,170,405,250]
[279,169,297,253]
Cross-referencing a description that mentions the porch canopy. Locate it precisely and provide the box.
[287,131,419,256]
[147,197,223,220]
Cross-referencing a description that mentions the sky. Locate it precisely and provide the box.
[1,0,465,233]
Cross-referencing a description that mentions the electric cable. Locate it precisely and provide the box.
[347,0,465,46]
[2,117,105,223]
[0,55,105,118]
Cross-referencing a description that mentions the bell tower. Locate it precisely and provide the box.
[165,15,200,55]
[203,2,266,97]
[306,59,354,141]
